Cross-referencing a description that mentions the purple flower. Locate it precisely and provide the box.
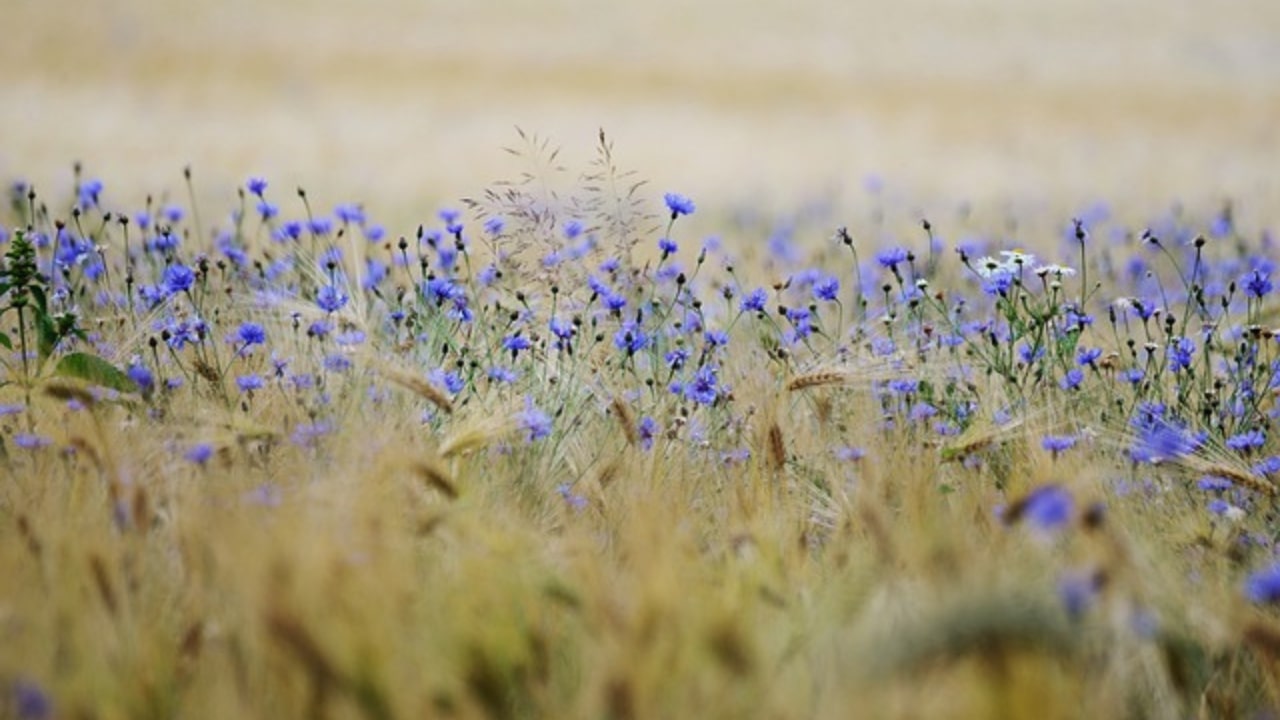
[1041,435,1078,456]
[502,333,531,357]
[613,321,649,355]
[556,482,589,511]
[484,216,505,235]
[1130,419,1200,464]
[334,203,365,225]
[1017,484,1074,532]
[1059,368,1084,391]
[739,287,768,314]
[1245,563,1280,604]
[876,247,909,270]
[1076,347,1102,366]
[236,374,264,393]
[12,678,52,720]
[237,322,266,347]
[638,416,657,451]
[1197,475,1234,491]
[13,433,52,450]
[518,396,552,442]
[247,177,268,197]
[1058,569,1102,619]
[185,443,214,466]
[835,446,866,462]
[663,192,696,218]
[683,365,720,406]
[316,285,348,313]
[658,237,678,256]
[813,275,840,302]
[1168,337,1196,373]
[1227,429,1266,453]
[1245,270,1273,299]
[127,363,154,394]
[162,264,195,294]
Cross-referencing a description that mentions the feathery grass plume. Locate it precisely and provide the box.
[786,369,849,392]
[1181,455,1277,497]
[88,553,119,617]
[410,458,459,500]
[41,378,97,407]
[440,413,515,459]
[15,514,42,558]
[866,592,1079,677]
[766,421,787,473]
[610,394,638,447]
[265,609,341,709]
[374,361,454,415]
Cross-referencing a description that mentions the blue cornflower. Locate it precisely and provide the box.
[563,219,584,240]
[813,275,840,302]
[876,247,909,270]
[1018,344,1045,365]
[185,443,214,466]
[1227,429,1266,453]
[740,287,768,314]
[502,333,532,357]
[613,321,649,355]
[835,446,866,462]
[1076,347,1102,366]
[162,204,184,224]
[487,366,518,384]
[1041,435,1078,456]
[658,237,678,256]
[887,378,918,395]
[316,285,348,313]
[518,396,552,442]
[334,203,365,225]
[1058,569,1101,620]
[162,263,195,294]
[1130,419,1200,464]
[247,177,268,197]
[1059,368,1084,391]
[1207,498,1231,516]
[665,347,690,369]
[684,365,720,406]
[664,192,696,218]
[556,482,589,511]
[12,678,52,720]
[1245,270,1273,299]
[256,201,279,221]
[424,277,462,306]
[78,178,103,208]
[1168,337,1196,373]
[237,322,266,347]
[1197,475,1234,491]
[1245,563,1280,604]
[638,416,657,451]
[1015,484,1074,532]
[236,374,264,393]
[127,363,154,394]
[484,216,505,235]
[14,433,52,449]
[704,329,729,348]
[429,369,465,394]
[308,217,334,236]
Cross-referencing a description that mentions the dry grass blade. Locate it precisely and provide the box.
[610,395,638,447]
[786,370,849,392]
[410,459,460,500]
[375,362,454,415]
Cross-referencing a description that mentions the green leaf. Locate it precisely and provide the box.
[35,311,57,362]
[53,352,137,394]
[0,330,9,350]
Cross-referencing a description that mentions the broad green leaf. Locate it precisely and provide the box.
[0,330,10,350]
[53,352,137,394]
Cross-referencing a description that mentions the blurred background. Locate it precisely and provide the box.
[1,0,1278,222]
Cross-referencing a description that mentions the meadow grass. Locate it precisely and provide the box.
[3,137,1280,719]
